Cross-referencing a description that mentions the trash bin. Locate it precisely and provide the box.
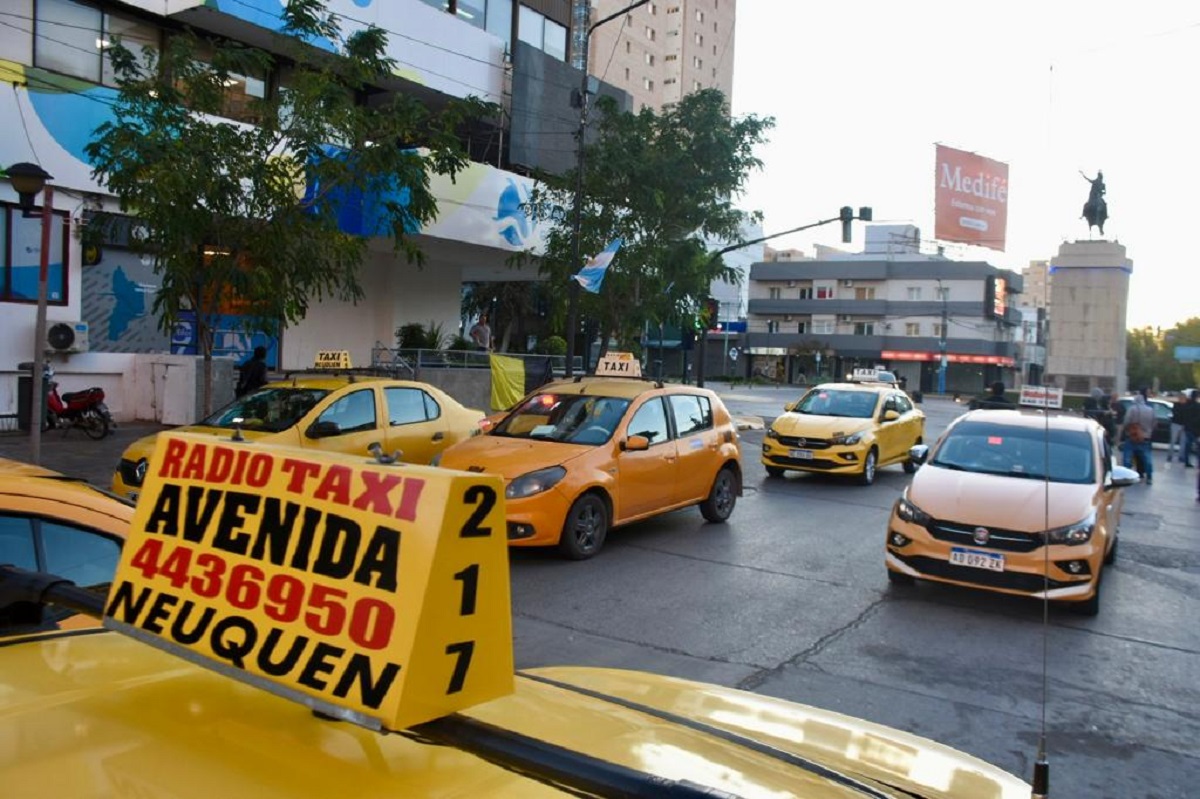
[16,361,48,432]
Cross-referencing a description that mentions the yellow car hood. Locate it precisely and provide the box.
[910,466,1098,531]
[1,631,1028,798]
[439,435,594,479]
[771,413,874,440]
[121,426,273,462]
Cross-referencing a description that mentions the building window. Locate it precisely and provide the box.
[2,205,70,306]
[812,320,834,334]
[768,287,781,299]
[854,322,875,335]
[854,287,876,300]
[907,286,922,300]
[694,32,703,45]
[646,26,656,40]
[665,53,677,61]
[624,67,630,80]
[36,0,160,86]
[626,41,632,53]
[518,6,567,61]
[905,322,921,336]
[796,322,807,334]
[933,323,947,339]
[668,5,680,13]
[798,287,813,299]
[663,77,677,85]
[693,55,702,69]
[815,286,833,299]
[692,80,701,91]
[696,9,705,22]
[643,77,654,90]
[936,286,950,301]
[650,3,657,14]
[645,52,655,65]
[543,19,567,60]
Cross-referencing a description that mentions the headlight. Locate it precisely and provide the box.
[765,428,779,440]
[831,431,866,446]
[506,466,567,499]
[1046,512,1096,545]
[133,458,148,486]
[895,496,931,525]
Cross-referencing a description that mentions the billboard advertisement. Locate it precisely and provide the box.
[934,145,1009,251]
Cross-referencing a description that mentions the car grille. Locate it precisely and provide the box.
[927,521,1044,553]
[118,458,142,486]
[773,435,833,450]
[771,456,842,470]
[892,553,1078,593]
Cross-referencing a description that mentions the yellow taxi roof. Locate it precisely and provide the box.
[962,408,1098,432]
[0,457,134,537]
[540,376,709,399]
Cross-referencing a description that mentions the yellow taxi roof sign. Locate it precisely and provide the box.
[315,350,352,369]
[595,351,641,377]
[104,432,512,731]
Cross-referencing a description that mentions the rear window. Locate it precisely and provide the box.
[931,421,1095,484]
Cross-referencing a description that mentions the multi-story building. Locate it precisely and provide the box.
[740,226,1023,393]
[586,0,736,113]
[0,0,636,422]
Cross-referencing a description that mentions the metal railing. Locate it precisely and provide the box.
[370,344,581,378]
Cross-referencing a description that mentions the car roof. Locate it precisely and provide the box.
[539,377,715,400]
[808,381,896,395]
[958,408,1099,432]
[0,457,134,534]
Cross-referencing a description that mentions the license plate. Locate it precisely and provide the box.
[950,547,1004,572]
[789,449,814,460]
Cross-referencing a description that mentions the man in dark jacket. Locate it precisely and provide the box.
[236,345,269,397]
[1181,389,1200,470]
[1083,387,1116,444]
[970,381,1015,410]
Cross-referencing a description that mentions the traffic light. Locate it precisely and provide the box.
[704,297,720,329]
[840,206,854,243]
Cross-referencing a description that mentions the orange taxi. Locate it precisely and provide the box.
[113,374,486,499]
[0,458,132,632]
[885,409,1139,615]
[437,376,743,558]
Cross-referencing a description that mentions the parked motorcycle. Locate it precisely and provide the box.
[45,368,114,440]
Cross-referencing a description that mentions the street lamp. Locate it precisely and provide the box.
[565,0,650,377]
[6,161,55,464]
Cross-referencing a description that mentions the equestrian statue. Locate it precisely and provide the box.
[1081,170,1107,235]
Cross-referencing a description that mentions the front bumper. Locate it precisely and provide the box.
[761,439,867,474]
[503,488,574,548]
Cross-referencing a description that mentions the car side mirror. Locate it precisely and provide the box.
[909,444,930,465]
[1109,464,1139,488]
[883,409,900,422]
[784,401,797,412]
[621,434,650,452]
[306,420,341,439]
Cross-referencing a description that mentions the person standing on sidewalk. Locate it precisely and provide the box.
[1181,389,1200,469]
[1167,393,1188,462]
[1121,393,1157,484]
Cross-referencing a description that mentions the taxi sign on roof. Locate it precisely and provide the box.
[314,350,352,369]
[1019,385,1064,409]
[595,351,642,377]
[103,433,512,731]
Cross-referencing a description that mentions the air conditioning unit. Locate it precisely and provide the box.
[46,321,90,354]
[787,280,796,288]
[842,279,854,287]
[838,315,853,323]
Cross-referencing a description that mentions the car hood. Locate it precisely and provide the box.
[439,435,594,479]
[1,631,1028,798]
[120,426,274,462]
[771,412,874,439]
[910,465,1098,531]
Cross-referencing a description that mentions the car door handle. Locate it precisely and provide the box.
[431,431,444,441]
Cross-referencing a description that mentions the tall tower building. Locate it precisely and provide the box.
[586,1,737,112]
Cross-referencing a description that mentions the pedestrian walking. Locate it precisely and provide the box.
[1083,387,1116,445]
[1167,393,1188,462]
[1121,393,1157,484]
[1181,389,1200,469]
[236,345,269,397]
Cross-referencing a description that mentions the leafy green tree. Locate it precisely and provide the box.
[85,0,493,412]
[1127,320,1200,392]
[523,89,773,357]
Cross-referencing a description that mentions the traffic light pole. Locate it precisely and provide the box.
[695,207,871,388]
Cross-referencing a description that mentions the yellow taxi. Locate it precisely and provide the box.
[885,408,1139,615]
[761,371,926,485]
[0,458,132,632]
[112,374,486,499]
[0,433,1030,797]
[437,376,743,559]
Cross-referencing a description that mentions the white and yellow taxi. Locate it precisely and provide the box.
[761,371,925,485]
[886,407,1138,615]
[1,434,1029,797]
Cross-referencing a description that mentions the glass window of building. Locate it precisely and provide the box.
[543,19,567,60]
[517,5,543,47]
[906,322,921,336]
[854,322,876,335]
[35,0,103,81]
[101,14,160,87]
[907,286,922,300]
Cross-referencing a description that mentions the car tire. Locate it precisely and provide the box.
[887,568,915,586]
[765,465,786,478]
[700,466,738,522]
[1070,575,1101,616]
[858,448,878,486]
[1104,533,1118,565]
[558,493,609,560]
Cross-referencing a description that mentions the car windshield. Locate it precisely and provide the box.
[794,389,878,418]
[931,420,1095,484]
[202,387,331,433]
[492,393,631,445]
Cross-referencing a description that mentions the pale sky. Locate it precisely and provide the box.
[730,0,1199,330]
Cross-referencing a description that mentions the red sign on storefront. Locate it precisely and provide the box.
[882,350,1014,367]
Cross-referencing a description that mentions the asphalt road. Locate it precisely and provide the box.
[3,389,1197,798]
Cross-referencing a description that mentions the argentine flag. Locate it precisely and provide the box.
[572,238,623,294]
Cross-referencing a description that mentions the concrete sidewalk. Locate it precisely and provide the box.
[0,421,170,491]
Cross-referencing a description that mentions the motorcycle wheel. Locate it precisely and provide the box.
[83,410,110,440]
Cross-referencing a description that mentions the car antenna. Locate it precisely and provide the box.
[1030,399,1051,798]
